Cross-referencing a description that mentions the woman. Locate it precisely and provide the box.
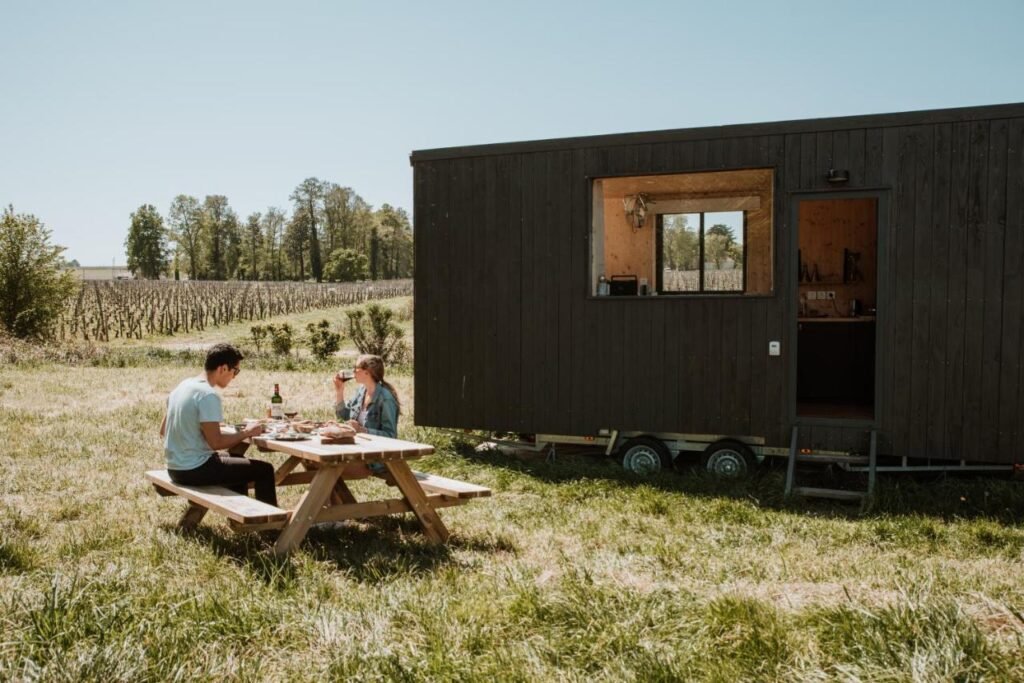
[333,354,400,438]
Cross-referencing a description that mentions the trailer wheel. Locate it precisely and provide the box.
[702,440,756,479]
[620,437,672,475]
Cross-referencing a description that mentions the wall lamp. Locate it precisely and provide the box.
[825,168,850,184]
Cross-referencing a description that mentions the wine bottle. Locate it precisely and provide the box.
[270,383,284,420]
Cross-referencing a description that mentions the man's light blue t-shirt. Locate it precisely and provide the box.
[164,376,223,471]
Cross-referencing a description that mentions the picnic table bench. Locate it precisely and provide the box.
[147,432,490,554]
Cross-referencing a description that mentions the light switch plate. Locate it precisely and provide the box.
[826,291,836,300]
[769,341,781,356]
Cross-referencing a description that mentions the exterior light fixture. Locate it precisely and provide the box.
[825,168,850,184]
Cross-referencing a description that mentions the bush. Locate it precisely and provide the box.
[265,323,294,356]
[250,325,268,352]
[324,248,369,282]
[346,303,407,365]
[306,320,341,360]
[0,206,77,340]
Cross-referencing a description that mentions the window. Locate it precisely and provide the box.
[591,169,773,297]
[658,211,746,293]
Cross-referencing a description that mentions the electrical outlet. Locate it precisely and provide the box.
[807,291,818,300]
[826,291,836,300]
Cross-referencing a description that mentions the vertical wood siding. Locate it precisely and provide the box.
[414,114,1024,464]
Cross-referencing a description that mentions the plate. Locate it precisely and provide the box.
[271,433,312,442]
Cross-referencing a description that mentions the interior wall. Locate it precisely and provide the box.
[798,198,878,316]
[601,195,653,285]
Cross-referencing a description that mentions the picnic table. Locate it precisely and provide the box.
[147,432,490,555]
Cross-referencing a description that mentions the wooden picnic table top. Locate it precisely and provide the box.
[252,432,434,464]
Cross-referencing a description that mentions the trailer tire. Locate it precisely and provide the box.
[620,437,672,475]
[702,440,756,479]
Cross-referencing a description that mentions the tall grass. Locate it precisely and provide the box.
[2,357,1024,680]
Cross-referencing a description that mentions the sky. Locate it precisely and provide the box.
[2,1,1023,265]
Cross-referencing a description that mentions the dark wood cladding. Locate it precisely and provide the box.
[413,104,1024,464]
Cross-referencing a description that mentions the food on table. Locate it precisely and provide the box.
[319,422,357,444]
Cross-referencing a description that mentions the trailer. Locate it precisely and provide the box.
[410,103,1024,498]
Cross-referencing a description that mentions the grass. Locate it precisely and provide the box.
[2,311,1024,680]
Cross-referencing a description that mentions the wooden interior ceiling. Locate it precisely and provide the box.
[601,168,773,198]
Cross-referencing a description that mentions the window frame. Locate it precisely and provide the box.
[655,210,749,295]
[587,167,776,301]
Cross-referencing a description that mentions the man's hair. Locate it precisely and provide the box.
[205,343,244,372]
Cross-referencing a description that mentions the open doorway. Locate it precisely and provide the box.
[796,197,878,420]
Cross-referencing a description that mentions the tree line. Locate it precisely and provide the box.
[125,177,414,282]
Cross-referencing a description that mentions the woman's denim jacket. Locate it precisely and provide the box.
[334,384,399,438]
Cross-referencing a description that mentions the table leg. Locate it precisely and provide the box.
[179,503,208,530]
[384,459,450,543]
[274,456,302,485]
[273,465,342,555]
[333,479,359,505]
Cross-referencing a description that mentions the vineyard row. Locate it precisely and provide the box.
[59,279,413,342]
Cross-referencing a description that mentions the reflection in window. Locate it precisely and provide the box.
[659,211,746,293]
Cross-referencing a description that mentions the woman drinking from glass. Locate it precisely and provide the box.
[332,354,400,438]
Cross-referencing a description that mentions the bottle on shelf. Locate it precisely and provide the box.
[270,383,284,420]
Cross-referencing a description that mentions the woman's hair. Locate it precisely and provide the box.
[356,354,401,413]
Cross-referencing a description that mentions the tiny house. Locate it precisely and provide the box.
[410,103,1024,481]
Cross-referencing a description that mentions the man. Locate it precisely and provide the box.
[159,343,277,506]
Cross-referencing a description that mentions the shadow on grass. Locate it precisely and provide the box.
[457,440,1024,526]
[160,514,514,586]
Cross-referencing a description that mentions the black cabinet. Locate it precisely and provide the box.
[797,320,875,402]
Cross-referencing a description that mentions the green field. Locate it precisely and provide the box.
[2,304,1024,681]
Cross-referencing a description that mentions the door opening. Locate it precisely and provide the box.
[796,197,878,420]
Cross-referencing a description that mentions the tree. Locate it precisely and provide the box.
[240,212,263,280]
[168,195,203,279]
[376,203,413,278]
[223,210,242,279]
[201,195,235,280]
[283,211,310,280]
[324,248,369,282]
[290,178,326,282]
[0,206,76,339]
[323,184,352,253]
[705,223,743,269]
[663,215,698,271]
[369,225,380,280]
[125,204,169,279]
[262,208,286,280]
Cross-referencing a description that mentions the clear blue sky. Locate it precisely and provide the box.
[2,0,1022,265]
